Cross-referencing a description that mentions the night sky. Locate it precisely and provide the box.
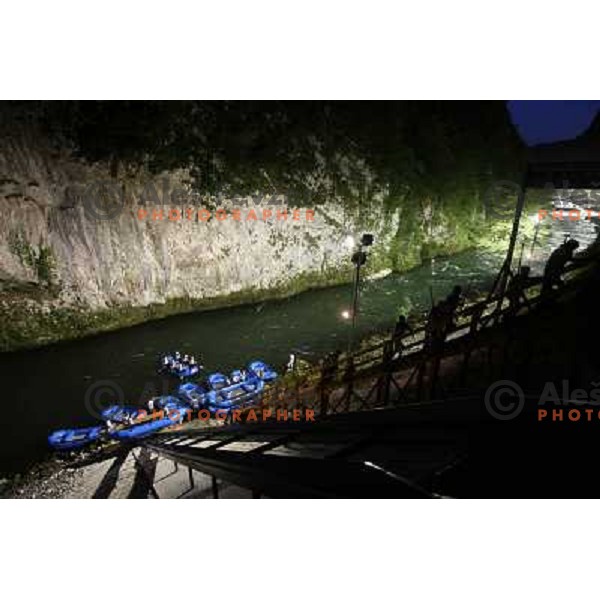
[508,100,600,146]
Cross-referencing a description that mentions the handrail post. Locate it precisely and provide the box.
[377,339,394,406]
[318,364,330,416]
[343,357,355,412]
[488,171,528,302]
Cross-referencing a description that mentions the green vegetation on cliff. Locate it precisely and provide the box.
[46,100,524,266]
[6,100,523,202]
[0,101,525,351]
[8,231,57,287]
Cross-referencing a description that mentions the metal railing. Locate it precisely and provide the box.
[143,258,597,498]
[248,258,594,417]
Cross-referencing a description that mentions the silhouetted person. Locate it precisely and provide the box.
[393,314,412,355]
[424,303,447,352]
[505,266,534,320]
[468,303,485,335]
[321,350,340,384]
[415,285,462,400]
[420,292,462,401]
[432,285,463,342]
[542,239,580,294]
[444,285,463,317]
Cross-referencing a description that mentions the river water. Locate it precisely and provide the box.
[1,211,598,475]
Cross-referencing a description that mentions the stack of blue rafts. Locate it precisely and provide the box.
[48,360,278,451]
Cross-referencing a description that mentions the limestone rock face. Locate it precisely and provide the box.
[0,131,401,316]
[0,108,512,351]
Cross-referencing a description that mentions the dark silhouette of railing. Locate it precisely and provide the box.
[249,258,593,417]
[141,257,596,498]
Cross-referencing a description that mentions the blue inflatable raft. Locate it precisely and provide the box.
[177,361,276,412]
[158,352,201,379]
[147,395,190,413]
[48,426,104,451]
[248,360,278,382]
[101,405,143,423]
[109,416,179,440]
[48,360,278,451]
[203,372,262,410]
[178,382,206,410]
[110,396,190,440]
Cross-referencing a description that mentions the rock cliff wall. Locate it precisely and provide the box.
[0,102,522,350]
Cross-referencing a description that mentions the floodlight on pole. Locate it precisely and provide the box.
[348,233,374,351]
